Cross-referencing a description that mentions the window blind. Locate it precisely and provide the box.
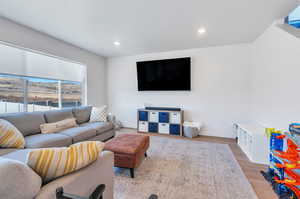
[0,43,86,82]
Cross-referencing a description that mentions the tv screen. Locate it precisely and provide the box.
[137,57,191,91]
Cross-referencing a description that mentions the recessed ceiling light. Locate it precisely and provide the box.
[197,28,206,35]
[114,41,120,46]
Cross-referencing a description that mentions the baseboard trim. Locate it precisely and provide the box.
[119,127,235,139]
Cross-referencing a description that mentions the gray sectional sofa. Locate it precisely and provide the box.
[0,106,115,199]
[0,106,115,155]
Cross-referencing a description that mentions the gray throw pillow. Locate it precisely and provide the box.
[0,157,42,199]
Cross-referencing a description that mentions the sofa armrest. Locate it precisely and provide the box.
[35,151,114,199]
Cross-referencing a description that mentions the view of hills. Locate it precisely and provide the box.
[0,75,81,106]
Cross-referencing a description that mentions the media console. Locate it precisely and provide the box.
[137,108,184,136]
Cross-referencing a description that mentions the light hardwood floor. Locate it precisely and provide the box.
[118,128,277,199]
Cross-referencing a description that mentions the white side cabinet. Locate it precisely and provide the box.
[234,123,269,165]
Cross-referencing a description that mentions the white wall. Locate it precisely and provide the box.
[3,14,297,136]
[108,22,300,137]
[108,44,252,138]
[0,17,107,106]
[250,24,300,130]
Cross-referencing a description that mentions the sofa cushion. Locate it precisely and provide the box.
[80,122,114,135]
[0,112,46,136]
[0,157,42,199]
[0,148,18,156]
[72,106,92,124]
[1,149,32,163]
[58,127,97,143]
[25,133,72,148]
[44,109,74,123]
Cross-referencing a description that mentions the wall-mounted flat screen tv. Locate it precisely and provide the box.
[137,57,191,91]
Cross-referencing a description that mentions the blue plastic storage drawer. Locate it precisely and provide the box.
[270,133,284,151]
[159,112,169,123]
[139,111,148,121]
[148,123,158,133]
[170,124,180,135]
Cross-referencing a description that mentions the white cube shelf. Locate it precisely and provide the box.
[138,108,184,136]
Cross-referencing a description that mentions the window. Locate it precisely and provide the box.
[0,74,82,114]
[61,81,82,108]
[286,5,300,28]
[0,42,86,114]
[27,77,59,112]
[0,74,25,113]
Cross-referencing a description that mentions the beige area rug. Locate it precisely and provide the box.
[114,135,258,199]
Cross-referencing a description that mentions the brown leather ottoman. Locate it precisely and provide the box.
[104,134,150,178]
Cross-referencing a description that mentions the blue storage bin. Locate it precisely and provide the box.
[149,123,158,133]
[159,112,169,123]
[170,124,180,135]
[270,133,284,151]
[139,111,148,121]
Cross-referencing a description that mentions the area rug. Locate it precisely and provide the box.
[114,136,258,199]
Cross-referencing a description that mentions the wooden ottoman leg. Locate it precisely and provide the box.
[130,168,134,178]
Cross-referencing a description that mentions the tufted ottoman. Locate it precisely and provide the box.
[104,134,150,178]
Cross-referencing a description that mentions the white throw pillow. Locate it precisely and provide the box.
[90,106,107,122]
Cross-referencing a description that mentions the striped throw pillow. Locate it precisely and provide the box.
[26,141,105,183]
[0,119,25,149]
